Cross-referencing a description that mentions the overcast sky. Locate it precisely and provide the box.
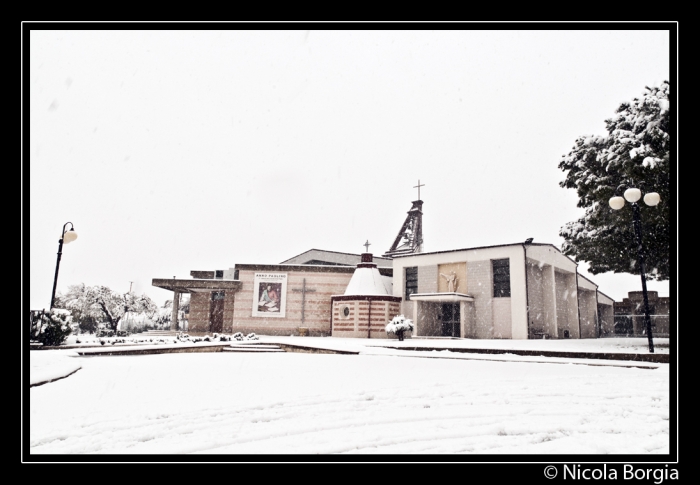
[27,27,673,309]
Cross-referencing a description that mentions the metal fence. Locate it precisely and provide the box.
[613,314,670,337]
[29,310,46,340]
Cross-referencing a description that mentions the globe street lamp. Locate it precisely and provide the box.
[49,222,78,310]
[609,187,660,353]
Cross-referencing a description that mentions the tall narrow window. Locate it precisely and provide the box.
[405,267,418,300]
[492,259,511,297]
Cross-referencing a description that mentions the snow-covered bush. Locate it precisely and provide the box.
[233,332,245,341]
[33,309,73,347]
[385,315,413,341]
[246,333,259,341]
[95,323,115,338]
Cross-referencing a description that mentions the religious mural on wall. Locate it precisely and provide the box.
[252,273,287,317]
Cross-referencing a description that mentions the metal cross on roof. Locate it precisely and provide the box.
[414,179,425,200]
[363,240,371,252]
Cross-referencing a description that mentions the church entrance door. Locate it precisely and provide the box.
[440,302,460,338]
[210,291,225,333]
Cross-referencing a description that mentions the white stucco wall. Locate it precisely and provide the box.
[555,271,580,338]
[527,263,545,335]
[391,244,605,341]
[578,289,598,338]
[417,265,438,293]
[523,244,578,273]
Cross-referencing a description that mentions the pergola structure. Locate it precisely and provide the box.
[151,277,241,331]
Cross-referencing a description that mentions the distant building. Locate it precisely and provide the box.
[608,291,670,338]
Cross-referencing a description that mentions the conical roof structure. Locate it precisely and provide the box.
[343,253,390,296]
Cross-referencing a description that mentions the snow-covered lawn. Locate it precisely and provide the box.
[27,336,671,456]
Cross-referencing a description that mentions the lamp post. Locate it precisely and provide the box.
[49,222,78,310]
[609,187,660,353]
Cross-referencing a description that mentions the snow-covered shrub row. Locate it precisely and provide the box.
[96,327,131,338]
[230,332,259,341]
[176,332,259,343]
[99,338,130,346]
[41,331,261,347]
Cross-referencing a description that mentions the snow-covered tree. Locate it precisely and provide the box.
[55,284,158,334]
[55,283,101,333]
[558,81,670,281]
[155,295,189,329]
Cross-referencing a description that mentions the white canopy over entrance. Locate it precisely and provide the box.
[409,292,474,302]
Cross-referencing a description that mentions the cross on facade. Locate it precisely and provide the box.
[414,179,425,200]
[291,278,316,325]
[364,240,371,252]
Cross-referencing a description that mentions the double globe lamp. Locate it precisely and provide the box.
[608,187,660,352]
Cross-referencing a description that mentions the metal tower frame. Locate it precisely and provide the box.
[383,200,423,258]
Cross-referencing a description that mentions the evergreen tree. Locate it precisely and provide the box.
[558,81,670,281]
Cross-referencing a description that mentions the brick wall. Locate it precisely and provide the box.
[188,292,211,334]
[233,269,353,336]
[223,291,235,334]
[332,299,401,339]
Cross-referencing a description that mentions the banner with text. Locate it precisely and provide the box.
[252,273,287,318]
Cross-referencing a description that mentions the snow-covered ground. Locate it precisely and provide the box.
[27,336,671,456]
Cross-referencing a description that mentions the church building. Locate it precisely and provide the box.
[391,242,614,340]
[152,190,614,340]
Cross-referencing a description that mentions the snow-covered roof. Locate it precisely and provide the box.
[344,266,391,296]
[280,248,392,267]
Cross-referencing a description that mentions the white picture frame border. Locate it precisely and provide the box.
[252,273,288,318]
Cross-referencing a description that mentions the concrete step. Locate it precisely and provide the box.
[224,345,285,353]
[131,330,180,336]
[229,343,280,348]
